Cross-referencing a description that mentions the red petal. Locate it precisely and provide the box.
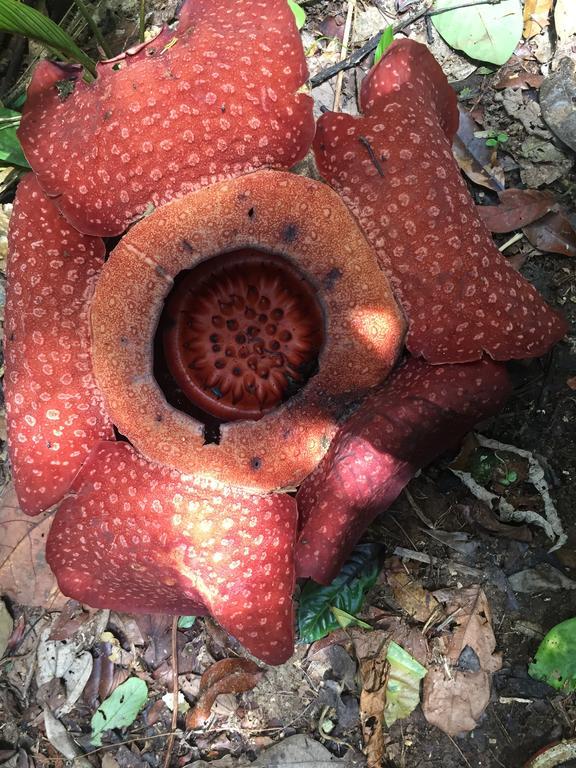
[295,357,511,584]
[313,39,567,363]
[19,0,314,237]
[5,175,114,515]
[46,441,298,665]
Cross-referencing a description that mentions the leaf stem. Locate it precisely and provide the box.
[72,0,112,58]
[139,0,145,42]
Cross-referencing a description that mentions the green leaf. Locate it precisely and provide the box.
[0,0,96,75]
[528,617,576,693]
[90,677,148,746]
[178,615,197,629]
[497,132,509,143]
[331,606,372,630]
[431,0,523,66]
[374,26,394,65]
[298,543,382,643]
[287,0,306,30]
[384,641,427,727]
[0,108,29,169]
[485,138,498,147]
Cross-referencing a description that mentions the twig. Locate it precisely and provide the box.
[404,487,434,528]
[139,0,146,43]
[332,0,355,112]
[428,0,502,16]
[358,136,385,176]
[72,0,113,59]
[447,733,473,768]
[162,617,179,768]
[310,0,502,89]
[36,732,177,764]
[393,546,484,578]
[499,232,523,252]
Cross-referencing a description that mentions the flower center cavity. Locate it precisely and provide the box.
[161,249,324,421]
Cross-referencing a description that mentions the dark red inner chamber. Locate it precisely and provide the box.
[160,249,324,422]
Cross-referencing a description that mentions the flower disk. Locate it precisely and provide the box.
[90,170,405,492]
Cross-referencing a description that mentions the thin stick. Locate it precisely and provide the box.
[499,232,523,252]
[72,0,112,59]
[393,546,484,578]
[310,0,502,88]
[332,0,355,112]
[162,617,179,768]
[139,0,146,43]
[358,136,385,176]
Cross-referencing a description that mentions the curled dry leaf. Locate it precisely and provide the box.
[492,58,544,90]
[522,0,553,39]
[422,586,501,736]
[0,599,13,659]
[453,106,505,192]
[353,620,428,767]
[524,739,576,768]
[0,483,65,609]
[523,210,576,257]
[44,708,92,768]
[477,189,556,233]
[186,658,263,729]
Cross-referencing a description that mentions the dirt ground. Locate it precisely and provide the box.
[0,1,575,767]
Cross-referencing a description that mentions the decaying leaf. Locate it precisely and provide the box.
[37,611,109,715]
[186,733,356,767]
[523,210,576,257]
[354,621,428,766]
[384,641,427,727]
[477,188,556,233]
[386,558,440,623]
[44,708,92,768]
[554,0,576,46]
[0,483,65,609]
[492,58,544,90]
[186,658,263,729]
[422,586,501,736]
[0,599,13,659]
[509,563,576,593]
[457,499,533,542]
[453,107,505,191]
[523,0,553,39]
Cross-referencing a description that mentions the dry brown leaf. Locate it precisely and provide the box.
[555,0,576,45]
[523,210,576,257]
[423,666,491,737]
[523,0,553,39]
[453,106,505,192]
[457,500,533,543]
[353,620,428,767]
[386,557,440,623]
[186,657,263,729]
[492,58,544,90]
[0,483,65,609]
[422,586,501,736]
[477,189,556,233]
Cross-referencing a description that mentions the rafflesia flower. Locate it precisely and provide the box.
[5,0,566,664]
